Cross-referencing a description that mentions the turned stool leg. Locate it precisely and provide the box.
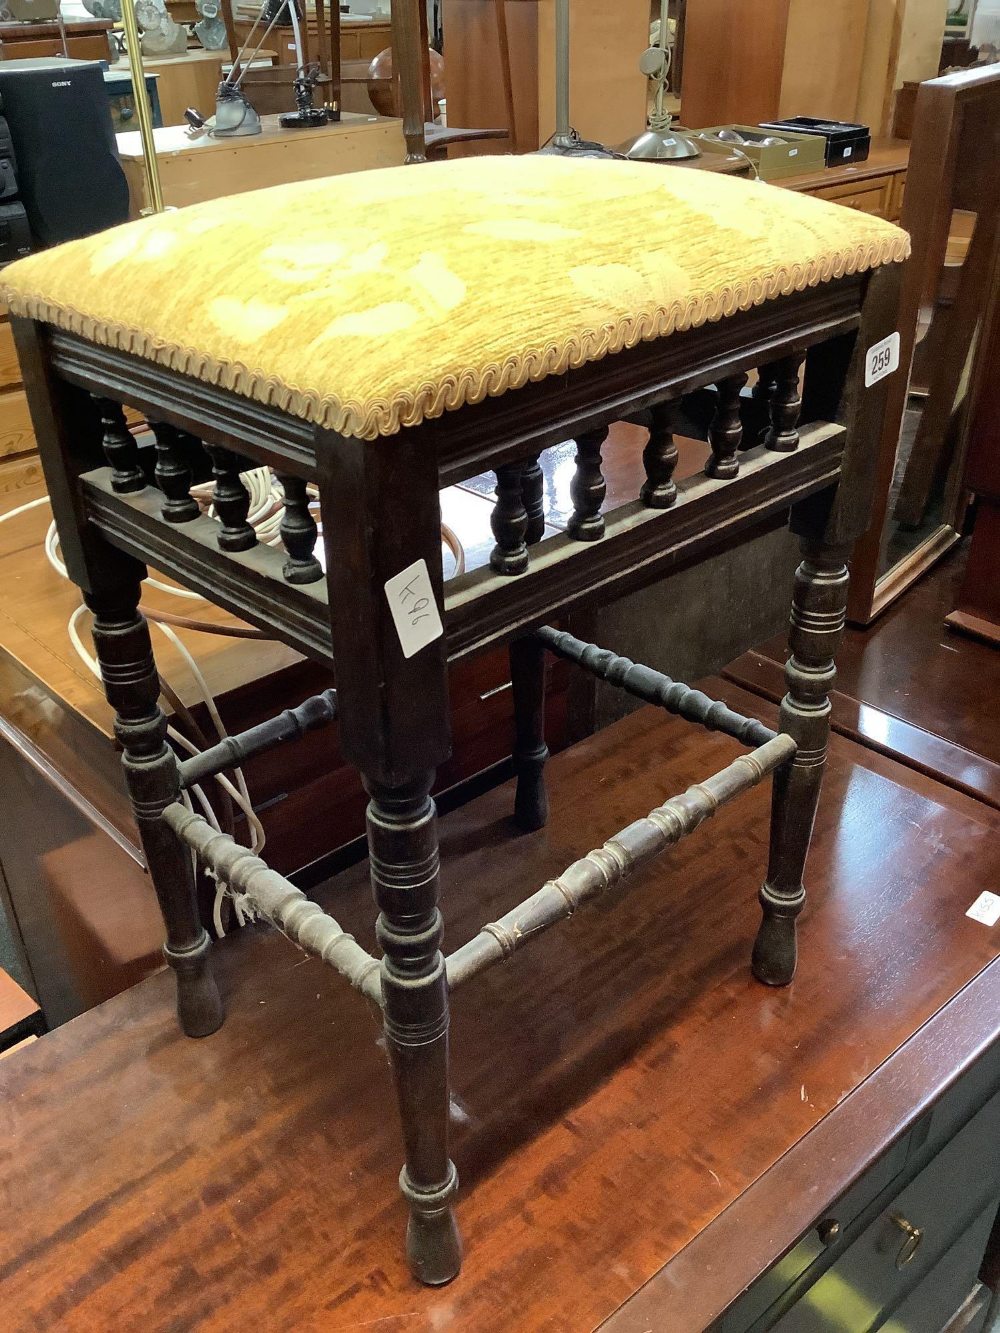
[368,774,460,1286]
[86,582,223,1037]
[510,635,549,831]
[752,538,850,986]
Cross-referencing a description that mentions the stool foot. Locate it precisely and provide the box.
[165,932,224,1037]
[513,746,549,831]
[510,635,549,833]
[751,885,804,987]
[401,1163,462,1286]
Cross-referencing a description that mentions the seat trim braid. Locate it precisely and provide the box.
[4,233,908,442]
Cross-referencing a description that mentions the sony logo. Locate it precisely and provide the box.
[50,80,72,88]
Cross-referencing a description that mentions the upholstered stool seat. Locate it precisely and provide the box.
[2,156,906,440]
[3,157,907,1288]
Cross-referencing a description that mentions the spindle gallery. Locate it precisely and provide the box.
[0,153,908,1285]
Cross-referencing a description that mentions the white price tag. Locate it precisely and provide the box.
[966,891,1000,927]
[865,331,900,388]
[385,559,444,660]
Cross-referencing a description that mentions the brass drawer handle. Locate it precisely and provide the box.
[889,1213,923,1269]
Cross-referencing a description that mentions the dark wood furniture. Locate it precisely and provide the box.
[0,18,113,64]
[947,237,1000,647]
[847,65,1000,625]
[2,699,999,1328]
[390,0,507,162]
[11,239,903,1284]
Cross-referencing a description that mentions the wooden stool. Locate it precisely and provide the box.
[3,154,907,1284]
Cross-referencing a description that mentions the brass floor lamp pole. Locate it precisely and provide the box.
[120,0,165,214]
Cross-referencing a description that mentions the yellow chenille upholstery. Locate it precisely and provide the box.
[0,156,909,440]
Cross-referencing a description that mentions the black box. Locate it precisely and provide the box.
[758,117,871,167]
[0,200,32,263]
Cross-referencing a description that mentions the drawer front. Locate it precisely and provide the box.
[811,178,893,218]
[882,1207,996,1333]
[774,1086,1000,1331]
[714,1136,912,1331]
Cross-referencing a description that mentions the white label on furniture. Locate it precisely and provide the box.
[865,332,900,387]
[385,559,444,659]
[967,891,1000,927]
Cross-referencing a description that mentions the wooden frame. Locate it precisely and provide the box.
[12,256,902,1285]
[847,64,1000,626]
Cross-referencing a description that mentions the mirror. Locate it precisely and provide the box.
[847,65,1000,624]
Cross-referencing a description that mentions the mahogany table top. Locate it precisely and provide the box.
[1,682,998,1331]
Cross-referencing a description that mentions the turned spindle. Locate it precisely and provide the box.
[95,397,145,494]
[490,462,530,575]
[206,446,256,552]
[521,455,545,545]
[706,372,749,480]
[640,401,679,508]
[567,426,608,541]
[763,354,805,452]
[278,474,323,584]
[151,422,199,523]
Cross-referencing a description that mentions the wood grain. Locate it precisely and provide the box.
[0,390,36,461]
[1,694,998,1330]
[681,0,790,129]
[777,0,869,123]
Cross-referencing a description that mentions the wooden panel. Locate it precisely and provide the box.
[778,0,870,123]
[1,700,999,1328]
[888,170,906,219]
[536,0,649,150]
[0,318,20,392]
[896,0,949,83]
[681,0,790,129]
[117,112,405,212]
[443,0,539,152]
[0,452,43,500]
[0,388,36,460]
[856,0,903,134]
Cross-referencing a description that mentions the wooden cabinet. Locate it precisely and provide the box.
[681,0,870,131]
[443,0,649,153]
[779,136,910,223]
[718,1042,1000,1329]
[116,112,405,214]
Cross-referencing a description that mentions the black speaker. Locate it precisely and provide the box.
[0,58,130,249]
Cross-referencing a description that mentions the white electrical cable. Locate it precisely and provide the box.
[7,500,265,926]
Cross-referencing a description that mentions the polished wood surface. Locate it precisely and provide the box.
[727,545,1000,803]
[1,689,998,1329]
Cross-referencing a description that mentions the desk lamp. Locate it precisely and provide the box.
[536,0,619,157]
[619,0,699,161]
